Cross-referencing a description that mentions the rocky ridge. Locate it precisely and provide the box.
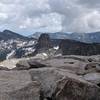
[0,55,100,100]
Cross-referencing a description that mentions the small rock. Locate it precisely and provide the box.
[0,66,9,71]
[28,60,47,68]
[96,64,100,72]
[15,60,30,70]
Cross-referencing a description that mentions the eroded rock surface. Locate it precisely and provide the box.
[0,55,100,100]
[0,71,40,100]
[55,78,100,100]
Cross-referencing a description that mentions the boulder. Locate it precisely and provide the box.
[84,63,97,70]
[0,71,40,100]
[55,78,100,100]
[29,68,63,99]
[15,59,47,70]
[0,66,9,70]
[84,62,100,73]
[28,60,47,68]
[29,68,100,100]
[41,56,87,74]
[15,59,30,70]
[0,59,20,69]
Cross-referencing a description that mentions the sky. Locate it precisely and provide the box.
[0,0,100,36]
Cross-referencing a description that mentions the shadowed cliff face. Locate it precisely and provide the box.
[36,34,53,51]
[59,39,100,56]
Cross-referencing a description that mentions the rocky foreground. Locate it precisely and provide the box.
[0,55,100,100]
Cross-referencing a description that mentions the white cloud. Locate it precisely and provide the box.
[0,13,8,20]
[0,0,100,35]
[65,10,100,33]
[19,13,62,32]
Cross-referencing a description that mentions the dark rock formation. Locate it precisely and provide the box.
[36,34,53,52]
[28,60,46,68]
[15,48,25,58]
[59,39,100,56]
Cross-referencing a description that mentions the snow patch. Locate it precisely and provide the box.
[54,46,59,50]
[6,50,16,60]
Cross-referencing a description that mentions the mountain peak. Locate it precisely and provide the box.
[3,29,15,34]
[35,33,53,52]
[3,29,12,32]
[0,30,30,41]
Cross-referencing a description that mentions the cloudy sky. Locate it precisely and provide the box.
[0,0,100,35]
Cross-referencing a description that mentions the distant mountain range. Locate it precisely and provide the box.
[1,30,100,60]
[0,30,36,61]
[31,31,100,43]
[0,30,30,41]
[0,29,100,43]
